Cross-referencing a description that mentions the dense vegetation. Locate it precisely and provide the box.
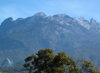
[0,48,100,73]
[23,48,100,73]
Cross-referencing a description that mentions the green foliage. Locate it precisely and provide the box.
[79,60,100,73]
[23,48,100,73]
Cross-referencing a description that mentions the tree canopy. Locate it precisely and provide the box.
[23,48,100,73]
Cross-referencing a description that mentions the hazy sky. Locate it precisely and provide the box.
[0,0,100,23]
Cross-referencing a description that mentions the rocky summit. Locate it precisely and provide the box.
[0,12,100,66]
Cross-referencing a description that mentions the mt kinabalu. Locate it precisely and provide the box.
[0,12,100,66]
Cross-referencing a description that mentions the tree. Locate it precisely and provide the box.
[23,48,55,73]
[52,52,79,73]
[23,54,36,73]
[79,60,100,73]
[23,48,100,73]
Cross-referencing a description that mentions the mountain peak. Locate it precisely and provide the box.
[34,12,47,17]
[0,17,13,26]
[90,18,97,24]
[78,17,88,22]
[4,17,13,22]
[53,14,71,18]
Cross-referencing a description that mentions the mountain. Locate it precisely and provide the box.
[0,12,100,66]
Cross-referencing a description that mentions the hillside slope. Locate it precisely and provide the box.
[0,12,100,66]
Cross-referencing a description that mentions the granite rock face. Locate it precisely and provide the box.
[0,12,100,66]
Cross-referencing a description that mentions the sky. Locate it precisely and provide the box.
[0,0,100,23]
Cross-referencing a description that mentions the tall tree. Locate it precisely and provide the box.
[23,48,100,73]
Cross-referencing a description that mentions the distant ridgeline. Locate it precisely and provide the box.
[0,12,100,66]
